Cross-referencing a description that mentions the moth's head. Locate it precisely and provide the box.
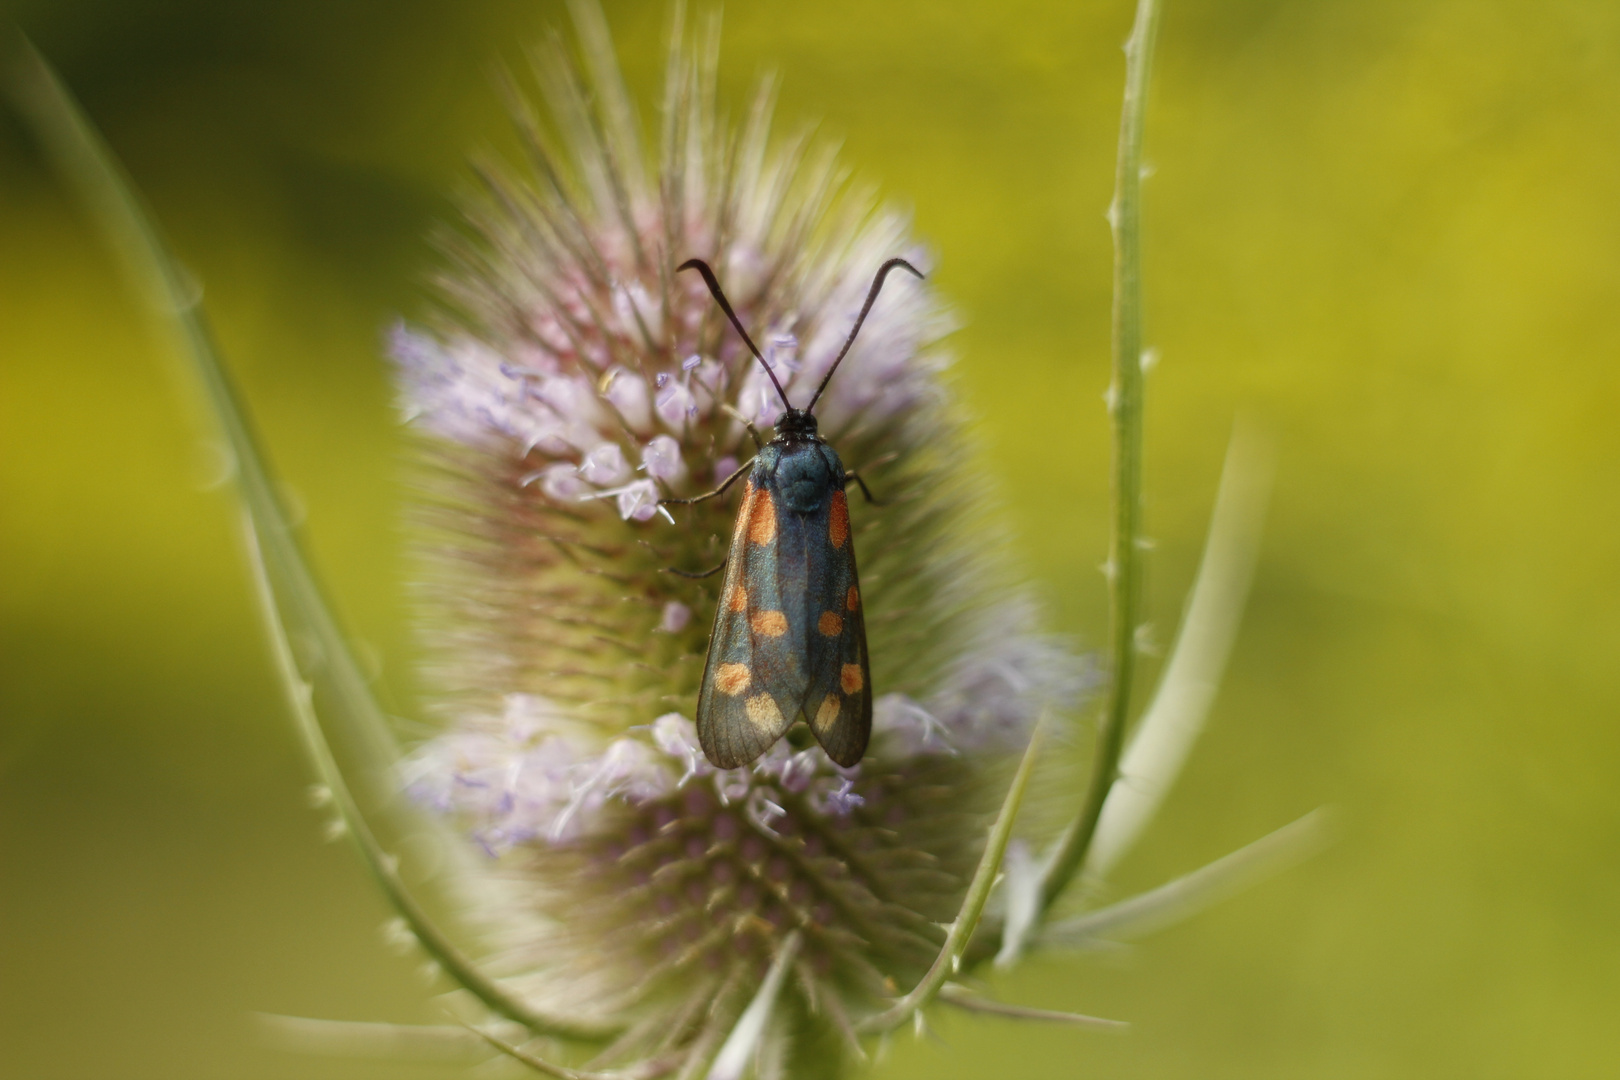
[773,407,819,441]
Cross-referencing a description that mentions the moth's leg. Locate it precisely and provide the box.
[662,558,727,579]
[660,458,753,507]
[720,402,766,450]
[843,471,885,506]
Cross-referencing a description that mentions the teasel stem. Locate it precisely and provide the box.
[3,32,616,1044]
[1040,0,1163,914]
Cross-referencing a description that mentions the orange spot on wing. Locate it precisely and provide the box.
[846,586,860,612]
[748,486,777,545]
[828,490,849,548]
[818,611,843,636]
[840,664,864,694]
[750,610,788,637]
[726,583,748,612]
[715,663,751,696]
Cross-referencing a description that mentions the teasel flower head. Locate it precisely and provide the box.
[12,0,1318,1071]
[387,5,1089,1070]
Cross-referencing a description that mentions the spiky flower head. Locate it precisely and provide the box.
[391,8,1086,1071]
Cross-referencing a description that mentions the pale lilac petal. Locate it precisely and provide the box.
[602,367,653,433]
[642,434,686,481]
[535,462,589,501]
[655,377,697,426]
[713,768,752,806]
[659,600,692,633]
[580,442,630,485]
[614,479,662,522]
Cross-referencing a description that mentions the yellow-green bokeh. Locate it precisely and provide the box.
[4,1,1619,1076]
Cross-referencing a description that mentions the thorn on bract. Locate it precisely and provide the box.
[382,917,417,954]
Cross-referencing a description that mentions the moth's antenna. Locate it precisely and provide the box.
[806,257,925,414]
[678,258,793,412]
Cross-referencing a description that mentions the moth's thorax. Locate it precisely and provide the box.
[756,434,844,515]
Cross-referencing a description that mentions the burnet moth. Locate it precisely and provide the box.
[665,257,924,769]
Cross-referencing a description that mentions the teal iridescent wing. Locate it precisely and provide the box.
[694,458,871,769]
[798,489,871,767]
[695,475,802,768]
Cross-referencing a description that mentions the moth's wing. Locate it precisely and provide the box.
[800,489,872,767]
[696,478,802,769]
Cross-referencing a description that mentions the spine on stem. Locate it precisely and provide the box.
[1041,0,1163,913]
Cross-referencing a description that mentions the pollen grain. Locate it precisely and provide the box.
[840,663,864,694]
[750,610,788,637]
[828,490,849,548]
[715,662,751,696]
[818,611,843,636]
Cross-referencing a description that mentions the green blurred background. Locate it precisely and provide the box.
[4,0,1619,1076]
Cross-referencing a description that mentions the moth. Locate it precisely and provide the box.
[667,257,923,769]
